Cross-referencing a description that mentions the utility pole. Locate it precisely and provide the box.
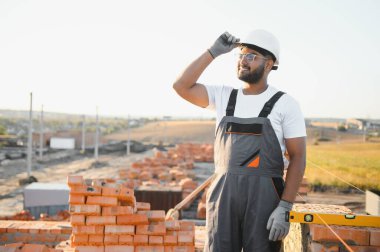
[27,93,33,177]
[126,115,130,156]
[363,126,367,143]
[81,115,86,153]
[39,105,44,159]
[94,107,99,160]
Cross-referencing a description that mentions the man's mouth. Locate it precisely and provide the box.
[239,66,250,72]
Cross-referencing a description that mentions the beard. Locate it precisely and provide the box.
[238,62,265,84]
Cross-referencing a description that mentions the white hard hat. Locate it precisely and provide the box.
[239,29,280,70]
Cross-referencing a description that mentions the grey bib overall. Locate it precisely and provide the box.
[205,89,286,252]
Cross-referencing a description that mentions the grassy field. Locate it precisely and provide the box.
[305,142,380,191]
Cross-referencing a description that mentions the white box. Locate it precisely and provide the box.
[50,137,75,149]
[366,190,380,215]
[24,183,69,207]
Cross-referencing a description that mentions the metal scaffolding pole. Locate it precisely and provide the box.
[94,107,99,160]
[126,115,130,156]
[27,93,33,177]
[39,105,44,159]
[81,115,86,153]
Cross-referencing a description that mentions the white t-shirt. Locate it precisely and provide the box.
[205,85,306,168]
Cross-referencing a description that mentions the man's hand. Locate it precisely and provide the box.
[266,200,293,241]
[208,32,239,58]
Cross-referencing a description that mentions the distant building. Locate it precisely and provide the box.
[308,118,346,130]
[32,130,103,149]
[346,118,380,131]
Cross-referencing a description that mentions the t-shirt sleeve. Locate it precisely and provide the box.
[282,96,307,139]
[204,85,221,111]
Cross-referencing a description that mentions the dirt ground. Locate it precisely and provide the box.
[105,120,216,144]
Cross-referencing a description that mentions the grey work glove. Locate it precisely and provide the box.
[266,200,293,241]
[208,32,240,58]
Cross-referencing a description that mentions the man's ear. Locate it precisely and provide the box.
[265,59,274,72]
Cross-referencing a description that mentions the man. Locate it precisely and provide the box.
[173,30,306,252]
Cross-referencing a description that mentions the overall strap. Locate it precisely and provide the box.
[258,91,285,118]
[226,89,238,116]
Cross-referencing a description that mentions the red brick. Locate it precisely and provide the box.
[89,234,104,245]
[177,231,193,236]
[177,234,193,245]
[69,194,86,204]
[104,225,135,235]
[25,244,50,252]
[135,246,164,252]
[310,225,370,246]
[166,230,178,236]
[136,202,151,211]
[164,235,177,245]
[7,222,23,233]
[72,225,104,235]
[349,245,380,251]
[71,234,88,245]
[13,233,32,243]
[3,243,24,251]
[149,235,164,245]
[179,221,194,231]
[104,245,134,252]
[56,233,71,242]
[117,214,149,225]
[70,205,101,215]
[104,234,119,245]
[370,227,380,246]
[134,234,149,245]
[0,221,11,233]
[136,223,166,235]
[102,187,121,197]
[119,188,134,202]
[21,244,51,252]
[86,216,116,225]
[71,215,86,225]
[164,246,195,252]
[102,206,133,216]
[138,211,165,222]
[310,242,339,252]
[165,221,180,231]
[70,185,102,196]
[119,235,134,245]
[87,196,118,206]
[40,233,57,243]
[67,175,84,186]
[75,246,104,252]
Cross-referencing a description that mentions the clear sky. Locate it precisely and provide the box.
[0,0,379,119]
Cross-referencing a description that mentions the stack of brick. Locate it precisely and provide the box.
[0,220,71,246]
[283,204,380,252]
[309,225,380,251]
[119,156,196,190]
[167,143,213,163]
[0,210,35,221]
[0,243,67,251]
[68,175,196,252]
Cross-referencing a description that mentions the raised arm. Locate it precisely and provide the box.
[172,51,213,108]
[173,32,239,108]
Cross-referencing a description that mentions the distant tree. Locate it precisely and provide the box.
[0,124,6,135]
[337,125,347,132]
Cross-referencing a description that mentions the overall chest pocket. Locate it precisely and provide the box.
[225,122,263,135]
[224,122,263,168]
